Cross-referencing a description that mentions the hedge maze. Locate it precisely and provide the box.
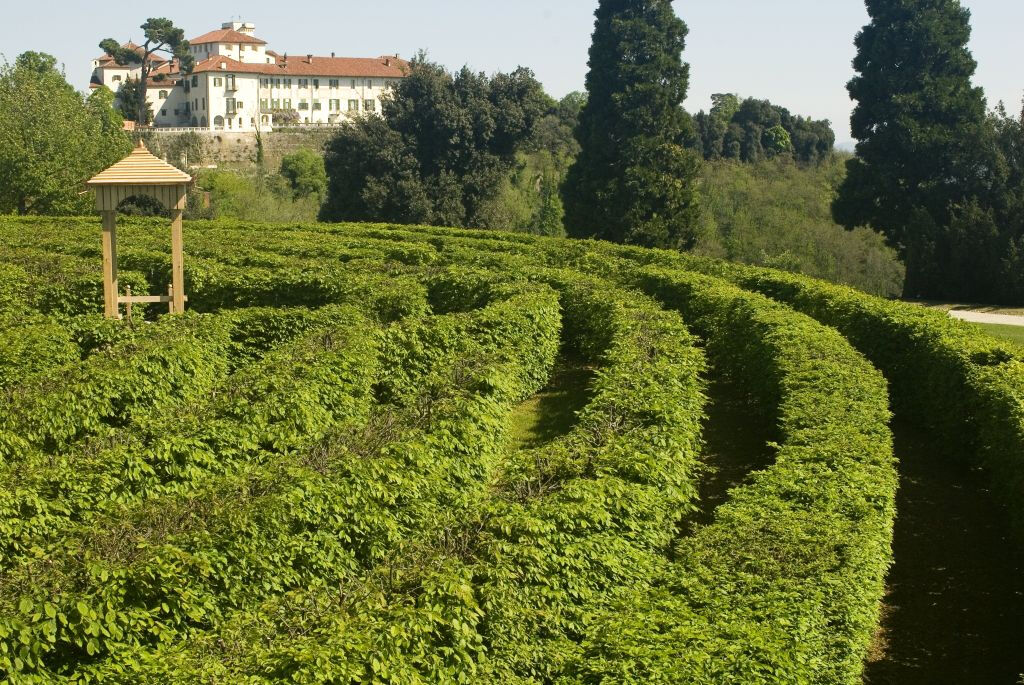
[0,216,1022,683]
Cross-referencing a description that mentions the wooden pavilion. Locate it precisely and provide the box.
[86,141,193,318]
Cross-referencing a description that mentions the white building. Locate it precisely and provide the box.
[90,21,408,131]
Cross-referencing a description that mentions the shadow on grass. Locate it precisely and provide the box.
[686,378,777,530]
[506,356,595,451]
[864,421,1024,685]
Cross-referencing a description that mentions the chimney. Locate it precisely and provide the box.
[331,52,335,58]
[307,54,313,64]
[385,58,391,67]
[219,62,226,70]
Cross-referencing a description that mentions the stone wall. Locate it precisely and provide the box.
[144,129,336,169]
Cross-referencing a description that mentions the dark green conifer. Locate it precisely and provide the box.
[563,0,702,249]
[833,0,1002,297]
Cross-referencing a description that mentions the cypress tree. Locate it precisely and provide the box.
[563,0,701,249]
[833,0,1002,297]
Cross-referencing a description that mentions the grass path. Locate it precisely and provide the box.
[864,421,1024,684]
[506,356,594,451]
[687,378,776,529]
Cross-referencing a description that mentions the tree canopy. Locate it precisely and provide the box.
[562,0,702,249]
[832,0,1004,298]
[319,56,550,228]
[691,95,835,164]
[0,53,131,215]
[280,148,327,200]
[99,18,194,125]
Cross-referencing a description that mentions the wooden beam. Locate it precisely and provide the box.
[170,207,185,314]
[117,294,189,304]
[101,210,119,319]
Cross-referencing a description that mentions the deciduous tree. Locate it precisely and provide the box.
[0,53,131,215]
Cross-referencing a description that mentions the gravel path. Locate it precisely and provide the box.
[949,310,1024,327]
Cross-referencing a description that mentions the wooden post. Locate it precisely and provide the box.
[101,210,119,319]
[170,200,185,314]
[168,284,175,314]
[124,285,133,320]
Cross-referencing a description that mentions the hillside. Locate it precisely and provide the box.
[0,216,1021,682]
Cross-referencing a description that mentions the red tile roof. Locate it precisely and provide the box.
[190,54,409,78]
[189,28,267,45]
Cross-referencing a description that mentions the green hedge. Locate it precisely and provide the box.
[0,314,233,461]
[712,265,1024,539]
[572,267,896,684]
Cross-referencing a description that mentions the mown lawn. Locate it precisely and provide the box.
[974,322,1024,347]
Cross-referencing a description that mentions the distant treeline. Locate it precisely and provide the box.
[690,94,835,164]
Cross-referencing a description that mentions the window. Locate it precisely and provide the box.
[313,79,319,89]
[226,75,236,91]
[347,99,359,111]
[261,78,270,87]
[191,75,198,87]
[185,102,191,114]
[236,101,243,109]
[312,100,321,110]
[365,79,372,88]
[274,78,281,87]
[260,98,269,110]
[363,99,376,112]
[329,99,340,111]
[298,100,309,110]
[283,78,292,87]
[193,99,198,109]
[214,77,222,87]
[329,79,339,88]
[160,109,167,116]
[350,79,356,89]
[283,98,292,109]
[111,75,121,82]
[272,99,280,109]
[158,90,168,98]
[202,98,206,109]
[226,98,236,114]
[298,79,308,88]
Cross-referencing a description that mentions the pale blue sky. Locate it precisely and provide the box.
[2,1,1021,144]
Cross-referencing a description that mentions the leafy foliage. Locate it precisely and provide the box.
[0,54,131,215]
[320,56,550,229]
[692,94,835,163]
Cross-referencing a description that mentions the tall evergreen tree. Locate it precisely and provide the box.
[833,0,1003,297]
[562,0,702,249]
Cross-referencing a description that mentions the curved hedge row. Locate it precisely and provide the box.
[574,267,896,684]
[714,266,1024,540]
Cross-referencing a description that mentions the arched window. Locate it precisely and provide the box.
[261,115,269,124]
[213,115,224,130]
[158,90,168,99]
[200,116,208,127]
[111,75,121,82]
[191,116,198,127]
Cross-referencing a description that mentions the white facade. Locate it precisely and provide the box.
[90,22,408,131]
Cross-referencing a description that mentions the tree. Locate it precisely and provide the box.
[562,0,702,249]
[280,148,327,200]
[691,95,833,164]
[100,18,194,126]
[115,77,152,124]
[320,56,549,228]
[0,53,131,215]
[832,0,1003,297]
